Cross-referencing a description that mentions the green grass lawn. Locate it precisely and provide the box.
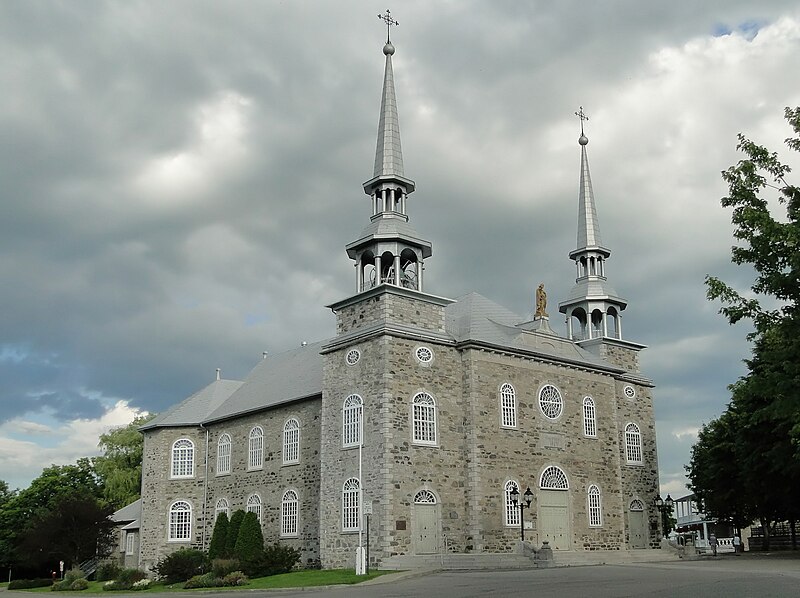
[20,569,393,593]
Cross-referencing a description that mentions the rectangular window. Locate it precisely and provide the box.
[125,532,135,555]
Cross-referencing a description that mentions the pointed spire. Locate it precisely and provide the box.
[373,41,405,178]
[574,107,605,253]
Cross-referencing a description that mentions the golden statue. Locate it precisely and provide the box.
[535,283,548,318]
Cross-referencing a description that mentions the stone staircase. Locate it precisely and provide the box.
[381,549,678,571]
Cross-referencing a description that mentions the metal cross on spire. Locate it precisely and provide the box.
[575,106,589,136]
[378,9,398,43]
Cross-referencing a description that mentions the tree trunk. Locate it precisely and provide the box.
[762,517,771,551]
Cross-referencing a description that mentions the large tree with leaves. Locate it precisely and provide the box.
[692,107,800,548]
[93,413,156,510]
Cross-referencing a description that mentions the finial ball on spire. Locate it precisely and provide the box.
[383,42,395,55]
[579,134,589,146]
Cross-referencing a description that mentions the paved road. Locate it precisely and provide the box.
[225,555,800,598]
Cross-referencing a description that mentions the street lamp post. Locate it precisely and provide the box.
[654,494,674,538]
[510,486,534,541]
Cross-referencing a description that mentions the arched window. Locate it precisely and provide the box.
[540,466,569,490]
[281,490,298,537]
[214,498,229,520]
[248,426,264,470]
[583,397,597,437]
[168,500,192,541]
[217,433,232,475]
[342,478,360,531]
[588,485,602,527]
[504,480,520,527]
[625,423,643,464]
[283,418,300,464]
[412,392,437,445]
[500,383,516,428]
[246,493,262,523]
[171,439,194,478]
[414,490,437,504]
[539,385,564,420]
[342,395,363,447]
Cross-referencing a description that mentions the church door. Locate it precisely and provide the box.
[628,500,647,548]
[539,490,571,550]
[413,490,440,554]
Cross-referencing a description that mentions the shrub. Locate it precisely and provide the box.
[222,571,248,587]
[211,558,240,578]
[131,579,151,591]
[183,572,220,589]
[225,510,245,558]
[8,579,53,590]
[249,543,301,577]
[96,563,122,582]
[117,568,147,585]
[69,579,89,591]
[208,512,229,559]
[234,511,264,570]
[51,569,87,591]
[153,548,209,584]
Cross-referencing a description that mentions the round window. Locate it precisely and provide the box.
[539,384,564,420]
[623,385,636,399]
[345,349,361,366]
[415,346,433,364]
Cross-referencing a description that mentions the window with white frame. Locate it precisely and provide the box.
[540,465,569,490]
[504,480,520,527]
[168,500,192,541]
[246,493,262,523]
[342,394,363,447]
[214,497,229,520]
[625,423,643,464]
[342,478,360,531]
[583,397,597,437]
[125,531,135,555]
[500,383,517,428]
[283,418,300,464]
[412,392,437,445]
[248,426,264,470]
[538,385,564,420]
[217,433,232,475]
[414,489,436,504]
[629,499,644,511]
[170,439,194,478]
[281,490,298,537]
[588,485,602,526]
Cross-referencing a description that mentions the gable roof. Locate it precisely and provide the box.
[140,379,244,430]
[111,499,141,524]
[204,340,325,423]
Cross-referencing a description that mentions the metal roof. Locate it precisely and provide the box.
[576,137,609,254]
[203,340,324,423]
[111,499,141,524]
[372,45,404,179]
[140,379,243,430]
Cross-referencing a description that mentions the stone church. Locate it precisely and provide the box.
[135,32,660,571]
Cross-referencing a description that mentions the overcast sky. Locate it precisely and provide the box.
[1,1,799,496]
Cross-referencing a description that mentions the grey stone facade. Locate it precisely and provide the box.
[136,36,660,572]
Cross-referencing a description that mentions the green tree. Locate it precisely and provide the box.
[0,480,18,570]
[208,511,229,559]
[225,510,245,559]
[695,106,800,548]
[93,413,156,509]
[233,511,264,567]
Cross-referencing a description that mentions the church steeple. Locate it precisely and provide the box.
[345,14,432,294]
[559,108,628,341]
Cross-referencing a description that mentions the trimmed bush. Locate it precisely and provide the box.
[153,548,209,584]
[96,563,122,582]
[222,571,248,586]
[249,543,301,577]
[208,512,229,559]
[102,569,148,591]
[225,510,245,558]
[234,511,264,571]
[131,579,151,591]
[69,579,89,591]
[8,579,53,590]
[51,569,87,591]
[211,558,240,578]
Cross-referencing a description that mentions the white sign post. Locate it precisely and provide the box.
[59,561,64,580]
